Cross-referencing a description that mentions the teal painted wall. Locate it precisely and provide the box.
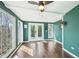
[53,21,62,42]
[64,5,79,57]
[23,22,28,41]
[44,23,48,39]
[23,22,49,41]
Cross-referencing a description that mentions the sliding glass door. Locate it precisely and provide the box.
[0,9,16,57]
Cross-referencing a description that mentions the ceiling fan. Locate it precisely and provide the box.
[28,1,53,12]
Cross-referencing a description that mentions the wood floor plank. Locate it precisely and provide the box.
[11,40,73,58]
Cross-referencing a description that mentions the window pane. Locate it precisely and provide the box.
[31,25,35,37]
[0,30,1,55]
[1,13,12,54]
[38,25,42,37]
[0,10,16,57]
[0,13,2,55]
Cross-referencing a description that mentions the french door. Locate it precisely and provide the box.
[28,23,44,41]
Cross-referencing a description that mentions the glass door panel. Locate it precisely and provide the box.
[48,24,53,38]
[31,25,35,38]
[38,25,42,37]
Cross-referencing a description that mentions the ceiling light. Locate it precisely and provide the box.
[39,5,44,12]
[39,1,45,12]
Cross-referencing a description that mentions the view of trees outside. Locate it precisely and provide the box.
[0,12,12,56]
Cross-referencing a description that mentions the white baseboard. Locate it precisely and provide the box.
[63,48,78,58]
[23,39,52,43]
[22,40,44,43]
[8,40,78,58]
[8,42,23,58]
[54,40,78,58]
[54,39,62,45]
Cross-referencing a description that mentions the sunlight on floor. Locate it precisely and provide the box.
[13,55,19,58]
[20,45,33,56]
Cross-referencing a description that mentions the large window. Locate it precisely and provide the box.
[18,20,23,44]
[0,9,16,57]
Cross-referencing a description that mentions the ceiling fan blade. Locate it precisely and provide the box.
[28,1,38,5]
[44,1,54,5]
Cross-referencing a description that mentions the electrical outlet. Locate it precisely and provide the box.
[71,46,75,50]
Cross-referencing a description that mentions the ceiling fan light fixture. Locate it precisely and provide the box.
[28,1,53,12]
[39,5,44,12]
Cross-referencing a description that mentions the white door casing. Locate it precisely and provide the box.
[28,23,44,41]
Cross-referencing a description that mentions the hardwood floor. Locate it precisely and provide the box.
[11,40,73,58]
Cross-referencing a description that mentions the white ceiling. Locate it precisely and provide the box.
[3,1,79,22]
